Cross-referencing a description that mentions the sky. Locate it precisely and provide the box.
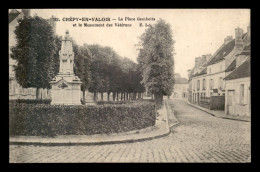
[17,9,250,78]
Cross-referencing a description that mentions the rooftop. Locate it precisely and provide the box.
[207,39,235,66]
[240,43,251,56]
[225,59,236,72]
[224,57,250,80]
[207,33,247,66]
[196,67,207,76]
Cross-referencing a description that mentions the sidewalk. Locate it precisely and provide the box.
[187,101,250,122]
[10,100,176,146]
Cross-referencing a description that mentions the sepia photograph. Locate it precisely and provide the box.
[9,8,251,163]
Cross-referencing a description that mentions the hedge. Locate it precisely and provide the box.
[96,100,133,105]
[9,99,51,105]
[9,101,156,137]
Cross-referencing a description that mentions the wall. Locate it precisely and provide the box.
[191,60,226,104]
[225,77,250,116]
[207,60,225,75]
[210,96,225,110]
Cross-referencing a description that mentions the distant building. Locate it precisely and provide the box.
[171,74,188,99]
[9,9,57,100]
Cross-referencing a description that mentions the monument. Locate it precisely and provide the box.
[50,30,82,105]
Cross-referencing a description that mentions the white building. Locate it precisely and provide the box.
[189,25,250,110]
[224,43,250,116]
[171,74,188,99]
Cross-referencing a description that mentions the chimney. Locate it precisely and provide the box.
[22,9,31,18]
[224,36,233,44]
[195,57,202,67]
[201,55,206,65]
[206,54,212,62]
[175,73,181,78]
[235,27,244,49]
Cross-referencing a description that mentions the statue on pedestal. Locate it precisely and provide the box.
[49,30,82,105]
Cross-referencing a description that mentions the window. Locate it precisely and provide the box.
[210,79,214,90]
[219,77,223,90]
[197,80,200,91]
[240,84,245,104]
[203,79,206,90]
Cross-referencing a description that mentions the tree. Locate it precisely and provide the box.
[88,44,109,100]
[11,16,57,99]
[87,44,145,102]
[138,19,175,107]
[74,44,92,103]
[53,35,62,75]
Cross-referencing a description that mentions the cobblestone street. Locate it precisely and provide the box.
[9,99,251,163]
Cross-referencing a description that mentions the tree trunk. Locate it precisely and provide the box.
[121,92,123,101]
[36,88,40,100]
[123,92,125,100]
[154,93,163,109]
[94,91,97,101]
[101,92,103,101]
[117,92,119,101]
[107,92,110,101]
[113,92,116,101]
[47,89,50,99]
[126,93,128,100]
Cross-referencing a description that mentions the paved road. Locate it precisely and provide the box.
[9,99,251,163]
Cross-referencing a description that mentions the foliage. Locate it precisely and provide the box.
[87,45,145,97]
[9,101,156,137]
[11,16,58,90]
[96,100,133,105]
[74,44,92,101]
[137,19,175,106]
[9,99,51,105]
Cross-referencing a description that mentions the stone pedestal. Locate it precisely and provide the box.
[50,74,82,105]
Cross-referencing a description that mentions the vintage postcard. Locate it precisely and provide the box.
[9,9,250,163]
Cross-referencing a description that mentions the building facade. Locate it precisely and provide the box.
[171,73,188,99]
[224,43,250,116]
[188,25,250,112]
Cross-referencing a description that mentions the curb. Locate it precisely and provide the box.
[187,101,250,122]
[165,100,180,129]
[9,130,171,146]
[10,102,173,146]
